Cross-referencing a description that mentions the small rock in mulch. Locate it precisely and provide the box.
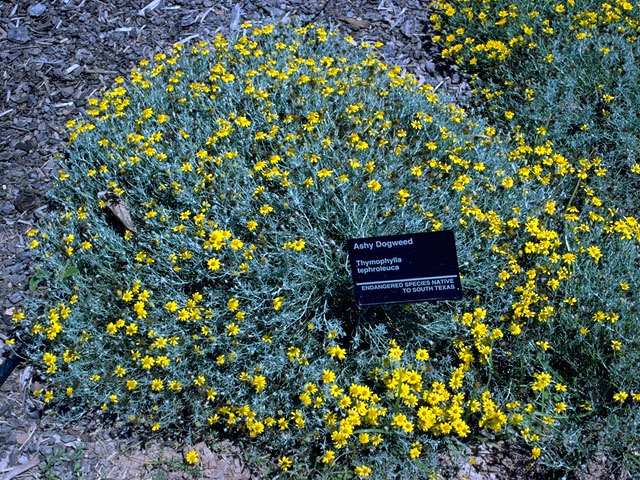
[28,4,47,17]
[7,26,31,44]
[181,15,198,27]
[13,191,39,212]
[9,293,23,304]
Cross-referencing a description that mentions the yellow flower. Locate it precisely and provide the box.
[587,246,602,263]
[354,465,372,477]
[273,296,284,311]
[321,450,335,464]
[317,168,333,178]
[338,395,351,409]
[164,301,178,312]
[230,238,244,250]
[366,179,382,192]
[259,204,273,215]
[251,375,266,393]
[126,322,138,336]
[278,456,293,471]
[151,378,164,391]
[536,341,550,351]
[185,450,199,464]
[391,413,414,433]
[532,372,551,391]
[409,441,422,458]
[140,355,154,369]
[322,370,336,383]
[415,348,429,361]
[544,200,556,214]
[226,323,240,336]
[227,297,239,311]
[327,345,346,360]
[43,352,57,367]
[614,391,628,403]
[388,345,403,360]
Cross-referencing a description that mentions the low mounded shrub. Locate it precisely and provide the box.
[11,19,640,478]
[430,0,640,474]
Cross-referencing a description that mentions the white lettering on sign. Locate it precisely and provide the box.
[352,238,414,251]
[356,274,458,287]
[355,257,402,274]
[375,237,413,248]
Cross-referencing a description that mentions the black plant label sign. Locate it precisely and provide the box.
[347,230,462,306]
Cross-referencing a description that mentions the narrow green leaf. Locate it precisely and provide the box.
[29,269,49,292]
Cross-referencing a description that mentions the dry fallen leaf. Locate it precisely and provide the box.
[98,192,137,233]
[339,16,369,29]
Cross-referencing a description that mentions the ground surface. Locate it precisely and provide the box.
[0,1,570,479]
